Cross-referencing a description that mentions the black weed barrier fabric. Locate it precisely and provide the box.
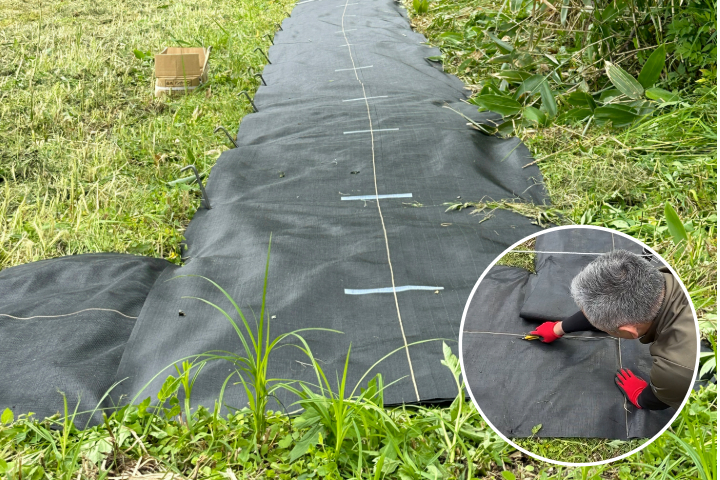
[461,230,679,439]
[0,255,170,423]
[1,0,548,422]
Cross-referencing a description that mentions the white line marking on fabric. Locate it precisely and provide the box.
[335,29,357,33]
[0,308,138,320]
[296,0,315,4]
[335,65,373,72]
[336,2,358,5]
[340,0,420,401]
[341,193,412,201]
[343,95,389,102]
[345,286,444,295]
[338,44,354,47]
[343,128,398,134]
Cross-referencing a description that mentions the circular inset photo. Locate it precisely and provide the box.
[459,225,701,465]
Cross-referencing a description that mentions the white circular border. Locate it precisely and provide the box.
[457,225,702,467]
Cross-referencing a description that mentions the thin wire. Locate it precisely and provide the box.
[506,250,614,255]
[0,308,138,321]
[340,0,420,401]
[613,233,630,438]
[463,330,613,340]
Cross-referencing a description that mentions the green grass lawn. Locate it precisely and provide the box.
[0,0,291,268]
[0,0,716,478]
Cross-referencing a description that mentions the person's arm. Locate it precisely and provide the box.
[637,387,671,410]
[558,310,602,334]
[530,311,601,343]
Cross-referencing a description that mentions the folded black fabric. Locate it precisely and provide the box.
[0,254,171,424]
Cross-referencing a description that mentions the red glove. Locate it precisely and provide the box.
[615,369,648,409]
[528,321,562,343]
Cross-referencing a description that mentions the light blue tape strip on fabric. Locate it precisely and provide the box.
[341,193,412,201]
[344,286,444,295]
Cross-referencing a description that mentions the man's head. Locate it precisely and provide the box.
[570,250,665,339]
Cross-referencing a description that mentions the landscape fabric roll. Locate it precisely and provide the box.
[1,0,548,421]
[462,230,679,439]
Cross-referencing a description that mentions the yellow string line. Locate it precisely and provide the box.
[463,330,613,340]
[340,0,420,401]
[612,233,630,438]
[0,308,138,320]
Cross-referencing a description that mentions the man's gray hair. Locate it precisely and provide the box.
[570,250,665,332]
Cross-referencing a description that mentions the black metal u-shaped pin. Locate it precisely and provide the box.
[240,91,258,112]
[253,47,271,64]
[275,23,283,31]
[254,73,267,86]
[214,126,238,148]
[180,165,211,209]
[264,34,274,45]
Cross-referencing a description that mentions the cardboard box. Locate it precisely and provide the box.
[154,46,211,97]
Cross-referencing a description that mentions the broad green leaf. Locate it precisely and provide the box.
[440,342,461,379]
[439,32,463,45]
[599,88,622,103]
[157,374,180,402]
[646,87,680,102]
[539,80,557,118]
[501,471,517,480]
[600,0,628,21]
[492,70,532,83]
[289,424,323,462]
[531,423,543,434]
[594,105,639,127]
[475,94,523,116]
[510,0,523,12]
[545,53,560,65]
[560,0,570,24]
[486,32,514,53]
[496,119,515,137]
[698,356,716,378]
[414,0,429,14]
[522,106,546,125]
[664,202,688,244]
[605,61,644,100]
[488,54,516,64]
[638,45,666,89]
[560,107,593,123]
[277,434,294,449]
[0,458,7,474]
[513,74,545,100]
[611,219,630,229]
[565,91,597,110]
[1,408,13,424]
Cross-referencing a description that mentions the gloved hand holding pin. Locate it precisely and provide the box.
[524,321,563,343]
